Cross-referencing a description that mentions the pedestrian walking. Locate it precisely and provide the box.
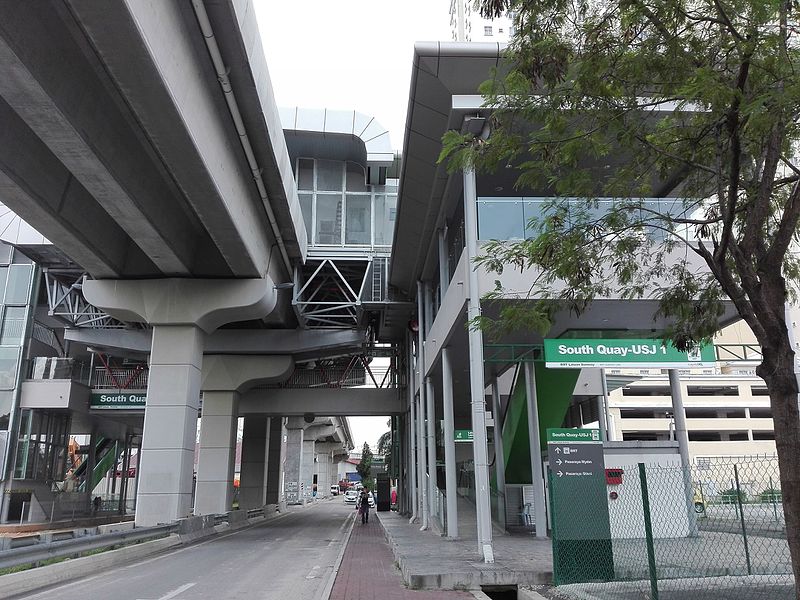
[358,490,370,524]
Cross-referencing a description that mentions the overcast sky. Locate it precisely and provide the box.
[254,1,451,451]
[255,0,452,153]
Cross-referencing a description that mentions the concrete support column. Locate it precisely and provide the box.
[523,362,547,539]
[464,166,494,561]
[239,416,270,510]
[265,417,283,505]
[441,347,458,538]
[284,422,304,505]
[194,392,238,515]
[491,379,507,528]
[136,325,203,526]
[301,439,315,503]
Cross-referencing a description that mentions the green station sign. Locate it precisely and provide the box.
[547,428,602,443]
[544,338,715,369]
[454,429,473,442]
[90,391,146,410]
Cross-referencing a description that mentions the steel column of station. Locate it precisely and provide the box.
[415,281,429,530]
[438,227,449,300]
[407,332,418,523]
[463,166,494,562]
[423,282,437,522]
[442,346,458,538]
[491,379,507,528]
[668,369,699,536]
[523,362,548,539]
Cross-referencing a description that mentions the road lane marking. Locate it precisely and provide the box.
[136,582,197,600]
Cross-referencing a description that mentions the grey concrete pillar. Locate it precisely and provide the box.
[284,422,304,505]
[194,391,238,515]
[491,379,507,528]
[301,439,315,503]
[239,416,270,510]
[463,165,494,561]
[442,347,458,538]
[523,362,547,539]
[265,417,283,505]
[136,325,203,526]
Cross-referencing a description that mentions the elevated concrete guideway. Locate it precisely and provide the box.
[239,388,403,416]
[0,0,305,280]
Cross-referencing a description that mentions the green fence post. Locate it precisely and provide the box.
[548,468,560,586]
[769,476,779,523]
[639,463,659,600]
[733,464,752,575]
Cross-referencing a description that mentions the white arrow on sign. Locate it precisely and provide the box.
[557,471,563,477]
[556,459,563,465]
[554,447,561,454]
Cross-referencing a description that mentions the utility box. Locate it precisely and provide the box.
[376,472,391,511]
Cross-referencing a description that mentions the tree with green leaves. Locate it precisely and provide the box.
[442,0,800,589]
[377,424,392,475]
[356,442,374,490]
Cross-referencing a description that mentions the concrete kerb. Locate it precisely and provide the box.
[316,511,356,600]
[376,512,416,587]
[0,534,182,600]
[0,505,288,599]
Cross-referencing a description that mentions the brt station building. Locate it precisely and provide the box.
[0,4,782,576]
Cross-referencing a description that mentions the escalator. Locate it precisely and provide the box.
[75,437,123,493]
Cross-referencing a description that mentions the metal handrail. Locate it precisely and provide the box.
[0,523,177,570]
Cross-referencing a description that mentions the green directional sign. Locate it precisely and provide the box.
[454,429,473,442]
[90,391,146,410]
[547,428,613,584]
[544,338,715,368]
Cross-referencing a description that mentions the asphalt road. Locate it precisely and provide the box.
[18,499,355,600]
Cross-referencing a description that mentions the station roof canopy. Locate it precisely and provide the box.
[390,42,505,297]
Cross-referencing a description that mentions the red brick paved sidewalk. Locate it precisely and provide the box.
[329,516,473,600]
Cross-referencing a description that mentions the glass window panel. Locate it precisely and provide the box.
[345,195,371,245]
[0,390,13,428]
[298,193,313,241]
[315,194,343,245]
[0,243,12,265]
[477,199,525,240]
[11,250,31,264]
[0,307,26,346]
[0,267,8,297]
[523,199,548,237]
[4,264,32,304]
[0,346,20,390]
[297,159,314,190]
[345,163,368,192]
[374,194,397,246]
[317,159,343,191]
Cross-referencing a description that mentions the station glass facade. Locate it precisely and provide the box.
[0,242,37,476]
[295,158,397,250]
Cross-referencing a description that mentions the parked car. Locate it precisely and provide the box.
[343,489,359,504]
[330,485,340,496]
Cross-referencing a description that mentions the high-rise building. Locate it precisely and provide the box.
[449,0,513,42]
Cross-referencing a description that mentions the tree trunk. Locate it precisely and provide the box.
[757,343,800,599]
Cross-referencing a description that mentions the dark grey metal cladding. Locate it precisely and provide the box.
[547,441,606,479]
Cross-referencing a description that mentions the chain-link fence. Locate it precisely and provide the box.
[551,455,794,600]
